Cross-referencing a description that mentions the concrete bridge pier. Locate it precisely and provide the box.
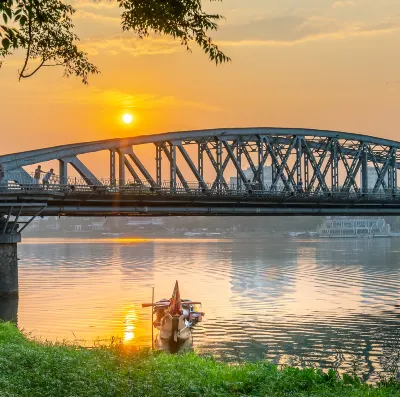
[0,294,18,323]
[0,230,20,298]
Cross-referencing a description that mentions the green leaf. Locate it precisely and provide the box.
[4,7,12,19]
[1,38,9,50]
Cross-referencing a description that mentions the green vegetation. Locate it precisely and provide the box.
[0,322,399,396]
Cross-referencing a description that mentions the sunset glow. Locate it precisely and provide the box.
[1,1,400,172]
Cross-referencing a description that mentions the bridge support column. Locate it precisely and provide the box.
[361,145,368,194]
[110,149,116,186]
[0,294,18,323]
[0,233,20,297]
[118,150,125,187]
[59,159,68,184]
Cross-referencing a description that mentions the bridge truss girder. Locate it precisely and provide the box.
[1,128,400,197]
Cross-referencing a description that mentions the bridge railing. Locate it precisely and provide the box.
[1,171,400,200]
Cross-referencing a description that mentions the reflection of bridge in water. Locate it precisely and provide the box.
[2,128,400,294]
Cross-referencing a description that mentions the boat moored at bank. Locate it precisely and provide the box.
[142,281,204,348]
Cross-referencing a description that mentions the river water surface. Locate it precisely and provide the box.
[5,237,400,381]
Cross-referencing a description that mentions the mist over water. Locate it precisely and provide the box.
[9,237,400,381]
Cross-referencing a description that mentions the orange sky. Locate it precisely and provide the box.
[1,0,400,176]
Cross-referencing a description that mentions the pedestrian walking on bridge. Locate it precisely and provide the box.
[34,165,45,185]
[42,168,55,189]
[297,179,303,193]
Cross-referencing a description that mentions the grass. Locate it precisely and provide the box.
[0,322,399,397]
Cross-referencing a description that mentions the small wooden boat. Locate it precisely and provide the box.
[142,280,204,344]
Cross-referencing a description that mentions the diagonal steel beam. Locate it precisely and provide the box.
[368,146,388,191]
[275,140,298,189]
[124,158,142,184]
[177,143,208,190]
[62,156,102,186]
[221,140,251,190]
[18,205,47,233]
[339,147,361,192]
[315,157,332,193]
[11,206,23,233]
[302,139,330,192]
[241,143,257,177]
[128,152,156,187]
[373,147,395,193]
[4,167,34,184]
[211,140,238,190]
[262,136,291,191]
[270,137,297,190]
[204,145,229,190]
[340,144,363,191]
[162,143,191,192]
[119,147,142,185]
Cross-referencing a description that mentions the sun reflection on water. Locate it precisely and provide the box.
[123,308,137,343]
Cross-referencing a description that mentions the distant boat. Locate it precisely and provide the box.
[101,232,125,237]
[184,231,205,237]
[316,217,392,238]
[288,231,306,237]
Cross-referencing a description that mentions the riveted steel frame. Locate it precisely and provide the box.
[1,128,400,200]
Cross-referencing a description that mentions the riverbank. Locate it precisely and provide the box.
[0,323,399,396]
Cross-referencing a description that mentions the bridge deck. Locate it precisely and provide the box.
[1,186,400,216]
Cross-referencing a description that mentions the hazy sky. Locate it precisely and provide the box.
[1,0,400,160]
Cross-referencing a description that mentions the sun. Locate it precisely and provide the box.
[122,113,133,124]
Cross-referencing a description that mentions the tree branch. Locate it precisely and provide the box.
[19,57,45,78]
[18,5,32,81]
[42,61,66,67]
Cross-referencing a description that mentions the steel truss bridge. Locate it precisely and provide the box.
[1,127,400,228]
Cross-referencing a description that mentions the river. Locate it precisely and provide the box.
[2,237,400,381]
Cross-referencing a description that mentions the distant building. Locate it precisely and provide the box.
[360,166,389,191]
[126,217,164,227]
[61,217,106,233]
[229,166,284,189]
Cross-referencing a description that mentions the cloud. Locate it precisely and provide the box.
[71,0,119,10]
[0,79,219,111]
[332,0,356,8]
[58,88,220,111]
[81,35,181,57]
[214,15,400,47]
[76,13,400,56]
[74,9,120,23]
[71,0,122,29]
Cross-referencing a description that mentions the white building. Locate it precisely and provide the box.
[229,166,284,189]
[360,166,389,191]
